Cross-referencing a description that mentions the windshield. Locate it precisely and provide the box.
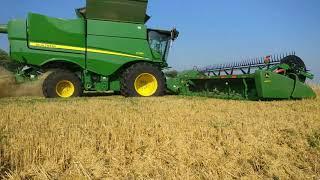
[148,30,171,61]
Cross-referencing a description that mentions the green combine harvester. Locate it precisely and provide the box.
[0,0,316,100]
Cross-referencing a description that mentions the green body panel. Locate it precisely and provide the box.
[8,20,27,40]
[6,16,86,68]
[291,79,316,99]
[87,35,153,76]
[10,40,86,68]
[86,20,156,76]
[87,19,147,39]
[85,0,148,23]
[7,20,28,63]
[28,13,85,48]
[254,70,294,99]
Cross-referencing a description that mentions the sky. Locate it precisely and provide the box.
[0,0,319,83]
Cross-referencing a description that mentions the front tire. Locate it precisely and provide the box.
[121,63,165,97]
[43,70,82,98]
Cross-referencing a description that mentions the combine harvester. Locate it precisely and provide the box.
[0,0,316,100]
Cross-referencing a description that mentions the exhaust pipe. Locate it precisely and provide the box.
[0,24,8,34]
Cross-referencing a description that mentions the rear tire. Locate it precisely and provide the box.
[121,63,165,97]
[43,70,82,98]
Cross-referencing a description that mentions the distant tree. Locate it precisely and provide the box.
[164,70,178,78]
[0,49,9,61]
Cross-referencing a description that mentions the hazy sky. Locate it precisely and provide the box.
[0,0,319,82]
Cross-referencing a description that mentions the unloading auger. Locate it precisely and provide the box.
[166,53,316,100]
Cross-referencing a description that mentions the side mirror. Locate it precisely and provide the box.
[171,28,179,41]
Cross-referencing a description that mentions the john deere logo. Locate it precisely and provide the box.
[265,73,270,78]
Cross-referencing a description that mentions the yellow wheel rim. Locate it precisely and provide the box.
[55,80,75,98]
[134,73,158,97]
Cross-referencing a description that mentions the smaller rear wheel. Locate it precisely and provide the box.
[43,70,82,98]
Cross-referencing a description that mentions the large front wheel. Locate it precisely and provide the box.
[121,63,165,97]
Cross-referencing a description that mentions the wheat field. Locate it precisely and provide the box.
[0,85,319,179]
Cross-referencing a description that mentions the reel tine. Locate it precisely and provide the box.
[241,60,244,67]
[251,58,255,65]
[248,58,252,66]
[245,59,249,66]
[279,54,282,61]
[245,58,248,66]
[274,54,277,62]
[272,55,275,62]
[249,58,253,66]
[243,59,248,66]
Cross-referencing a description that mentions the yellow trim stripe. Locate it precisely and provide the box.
[87,48,143,59]
[29,42,144,59]
[29,42,85,51]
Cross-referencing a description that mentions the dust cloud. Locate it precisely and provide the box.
[0,67,44,97]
